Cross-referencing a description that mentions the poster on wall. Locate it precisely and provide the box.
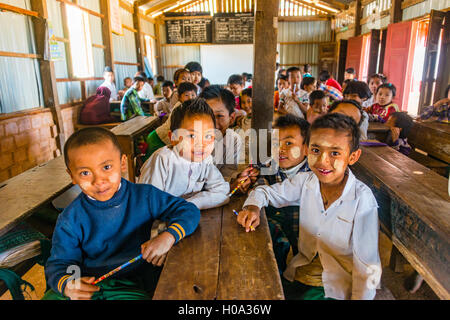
[110,0,123,35]
[48,21,64,61]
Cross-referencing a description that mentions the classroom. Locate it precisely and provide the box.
[0,0,449,303]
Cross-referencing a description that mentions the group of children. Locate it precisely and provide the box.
[46,58,450,301]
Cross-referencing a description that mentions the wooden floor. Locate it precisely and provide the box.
[0,230,439,300]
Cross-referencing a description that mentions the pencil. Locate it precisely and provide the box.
[233,210,255,231]
[228,175,250,197]
[92,254,143,285]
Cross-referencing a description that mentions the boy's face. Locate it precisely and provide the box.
[67,140,127,202]
[179,90,197,103]
[124,78,132,88]
[229,83,244,97]
[240,94,252,115]
[162,86,173,99]
[104,71,115,84]
[307,128,361,186]
[277,79,289,91]
[311,98,328,115]
[274,125,307,169]
[176,72,192,86]
[289,71,302,87]
[369,77,383,95]
[344,72,354,80]
[190,71,202,85]
[169,115,216,163]
[206,98,235,136]
[303,81,317,93]
[135,80,145,92]
[330,103,361,125]
[376,87,393,106]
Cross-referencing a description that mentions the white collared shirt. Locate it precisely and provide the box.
[138,146,230,210]
[212,129,243,182]
[243,169,381,300]
[138,82,155,100]
[100,81,119,101]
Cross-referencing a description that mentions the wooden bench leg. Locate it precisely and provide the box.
[389,245,406,273]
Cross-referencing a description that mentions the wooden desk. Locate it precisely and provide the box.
[367,122,389,141]
[352,145,450,299]
[409,121,450,164]
[111,116,162,183]
[0,157,72,236]
[153,197,284,300]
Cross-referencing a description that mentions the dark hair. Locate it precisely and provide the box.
[173,68,190,83]
[444,84,450,98]
[104,66,113,73]
[185,61,203,74]
[307,113,360,153]
[302,64,312,74]
[309,90,327,106]
[301,76,316,90]
[228,74,244,86]
[136,71,148,80]
[162,80,174,89]
[133,76,145,83]
[241,88,252,98]
[199,85,236,115]
[376,83,396,97]
[178,82,198,96]
[157,75,165,82]
[64,127,122,168]
[123,77,132,83]
[390,112,414,139]
[274,114,310,143]
[343,79,353,86]
[286,66,301,77]
[369,73,387,84]
[170,98,216,132]
[343,81,372,100]
[345,67,355,74]
[319,70,331,82]
[277,74,289,82]
[328,99,364,126]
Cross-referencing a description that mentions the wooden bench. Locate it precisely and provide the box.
[352,144,450,299]
[408,121,449,176]
[0,156,72,296]
[111,116,162,183]
[74,122,121,131]
[367,122,390,141]
[153,196,284,300]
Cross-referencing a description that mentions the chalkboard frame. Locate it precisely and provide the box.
[212,12,255,45]
[165,16,213,44]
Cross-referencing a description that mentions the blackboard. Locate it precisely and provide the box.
[165,18,212,44]
[213,13,254,44]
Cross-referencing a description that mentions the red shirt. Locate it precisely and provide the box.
[367,103,399,122]
[326,78,342,92]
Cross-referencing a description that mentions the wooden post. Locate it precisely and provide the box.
[154,18,163,77]
[59,1,74,78]
[354,0,361,36]
[133,2,146,72]
[30,0,66,151]
[251,0,279,164]
[100,0,115,73]
[390,0,402,24]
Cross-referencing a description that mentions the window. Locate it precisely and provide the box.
[65,4,94,78]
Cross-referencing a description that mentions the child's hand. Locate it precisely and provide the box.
[64,276,99,300]
[141,231,176,266]
[232,167,260,194]
[236,205,261,232]
[390,127,401,142]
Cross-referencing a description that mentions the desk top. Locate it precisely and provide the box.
[111,116,159,137]
[153,196,284,300]
[368,122,389,132]
[0,157,72,236]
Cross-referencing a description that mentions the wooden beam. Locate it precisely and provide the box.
[354,0,362,36]
[100,0,115,73]
[55,0,104,19]
[122,24,138,33]
[114,61,141,66]
[278,15,330,22]
[136,0,152,6]
[60,1,74,79]
[391,0,403,24]
[30,0,66,150]
[252,0,279,164]
[0,3,39,17]
[154,17,163,75]
[133,2,146,72]
[0,51,41,59]
[401,0,426,10]
[144,0,179,16]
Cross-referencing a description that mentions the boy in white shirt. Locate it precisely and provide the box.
[138,99,230,210]
[136,71,156,102]
[100,66,119,102]
[238,113,381,300]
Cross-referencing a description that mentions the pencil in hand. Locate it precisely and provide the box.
[233,209,255,231]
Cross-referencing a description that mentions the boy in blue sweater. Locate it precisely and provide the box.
[43,127,200,300]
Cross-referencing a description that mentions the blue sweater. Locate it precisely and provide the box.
[45,178,200,295]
